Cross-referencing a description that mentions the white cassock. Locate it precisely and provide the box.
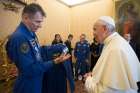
[85,32,140,93]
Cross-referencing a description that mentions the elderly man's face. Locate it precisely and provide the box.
[26,12,44,32]
[93,21,106,43]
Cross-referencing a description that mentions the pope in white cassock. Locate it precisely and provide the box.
[85,16,140,93]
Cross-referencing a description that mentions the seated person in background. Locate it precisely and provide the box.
[52,34,63,45]
[74,34,90,80]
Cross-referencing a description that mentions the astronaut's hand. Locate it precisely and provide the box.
[53,54,71,64]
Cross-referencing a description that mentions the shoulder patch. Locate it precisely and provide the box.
[20,42,30,54]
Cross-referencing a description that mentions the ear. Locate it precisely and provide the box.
[103,25,107,31]
[22,13,30,21]
[102,25,109,37]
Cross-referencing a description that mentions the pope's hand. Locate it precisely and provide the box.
[83,72,92,81]
[53,54,71,64]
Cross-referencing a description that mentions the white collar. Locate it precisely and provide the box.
[103,32,118,45]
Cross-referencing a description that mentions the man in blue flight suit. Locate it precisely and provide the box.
[74,34,90,80]
[41,44,75,93]
[6,3,71,93]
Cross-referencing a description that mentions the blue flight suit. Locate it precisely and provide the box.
[74,40,90,78]
[41,44,75,93]
[6,22,54,93]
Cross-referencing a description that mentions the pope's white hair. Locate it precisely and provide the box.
[99,16,115,32]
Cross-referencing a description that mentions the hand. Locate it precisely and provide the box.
[53,54,71,64]
[83,72,92,81]
[9,66,18,77]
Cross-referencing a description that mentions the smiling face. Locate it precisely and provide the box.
[23,11,44,32]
